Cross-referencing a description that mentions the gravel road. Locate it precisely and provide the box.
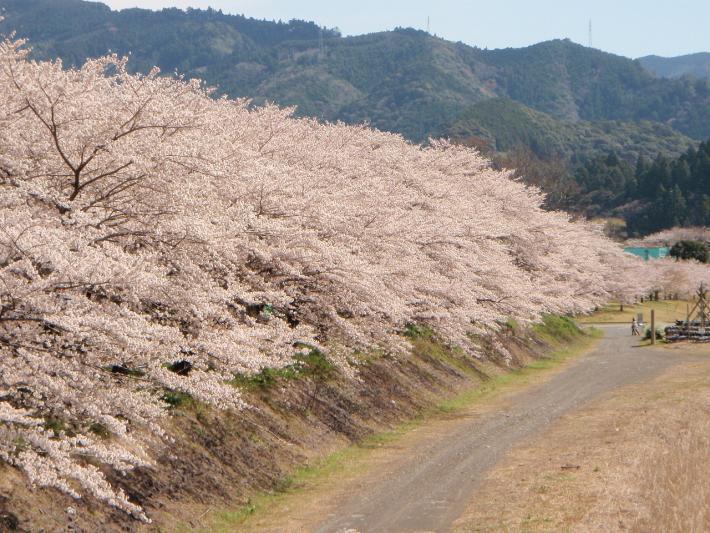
[314,325,706,533]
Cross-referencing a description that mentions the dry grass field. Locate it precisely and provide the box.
[453,352,710,532]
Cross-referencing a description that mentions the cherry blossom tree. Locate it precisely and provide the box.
[1,32,708,520]
[627,226,709,247]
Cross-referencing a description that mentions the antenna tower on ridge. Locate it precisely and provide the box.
[427,16,430,34]
[588,19,593,48]
[319,27,324,59]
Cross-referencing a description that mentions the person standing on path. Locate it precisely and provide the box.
[631,317,639,336]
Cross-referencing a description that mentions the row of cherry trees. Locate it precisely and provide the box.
[0,34,707,519]
[628,226,709,247]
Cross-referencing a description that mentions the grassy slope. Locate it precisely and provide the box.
[191,317,602,532]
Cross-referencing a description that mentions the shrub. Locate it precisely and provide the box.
[670,240,709,263]
[643,328,664,341]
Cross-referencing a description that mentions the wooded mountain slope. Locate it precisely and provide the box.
[447,98,694,162]
[639,53,710,80]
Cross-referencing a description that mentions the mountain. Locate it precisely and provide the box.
[1,0,709,143]
[447,98,694,163]
[479,41,710,140]
[639,53,710,80]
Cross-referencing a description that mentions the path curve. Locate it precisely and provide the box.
[313,326,705,533]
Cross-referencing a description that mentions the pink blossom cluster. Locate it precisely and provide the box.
[638,258,710,297]
[0,34,705,519]
[627,226,709,247]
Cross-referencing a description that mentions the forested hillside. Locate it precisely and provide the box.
[447,98,693,162]
[448,98,709,236]
[480,41,709,140]
[640,53,710,80]
[570,143,710,234]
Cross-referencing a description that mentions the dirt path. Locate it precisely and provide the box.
[240,326,706,533]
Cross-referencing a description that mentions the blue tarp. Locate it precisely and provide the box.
[623,247,670,261]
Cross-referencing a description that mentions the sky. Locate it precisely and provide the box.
[101,0,709,59]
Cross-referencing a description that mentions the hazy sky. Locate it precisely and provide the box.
[102,1,709,58]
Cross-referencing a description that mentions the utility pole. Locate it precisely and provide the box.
[427,16,430,34]
[651,308,656,345]
[698,282,708,329]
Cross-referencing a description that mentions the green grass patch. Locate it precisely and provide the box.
[88,422,111,439]
[10,436,28,455]
[295,348,336,380]
[230,366,300,391]
[44,417,73,437]
[408,325,482,379]
[161,390,211,421]
[578,300,692,325]
[162,390,194,408]
[404,323,434,339]
[504,318,520,333]
[533,314,582,344]
[349,348,390,367]
[231,349,336,392]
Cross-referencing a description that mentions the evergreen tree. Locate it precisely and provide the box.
[670,240,709,263]
[671,159,691,189]
[669,185,688,227]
